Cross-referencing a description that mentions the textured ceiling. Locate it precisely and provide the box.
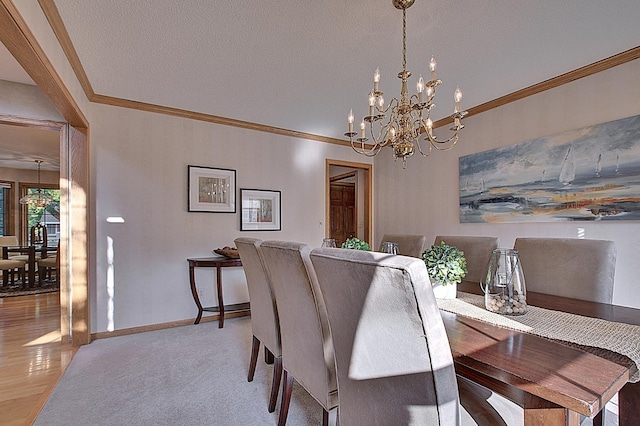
[49,0,640,141]
[2,0,640,152]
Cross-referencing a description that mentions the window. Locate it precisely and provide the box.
[0,182,12,236]
[20,184,60,246]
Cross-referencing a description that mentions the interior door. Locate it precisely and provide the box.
[330,182,356,247]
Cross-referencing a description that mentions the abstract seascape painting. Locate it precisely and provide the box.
[459,114,640,223]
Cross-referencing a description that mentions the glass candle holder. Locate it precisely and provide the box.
[481,248,527,315]
[321,238,336,248]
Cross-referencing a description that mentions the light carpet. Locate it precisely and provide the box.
[34,317,322,425]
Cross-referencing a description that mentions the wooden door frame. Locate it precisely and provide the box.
[1,0,91,345]
[325,159,372,247]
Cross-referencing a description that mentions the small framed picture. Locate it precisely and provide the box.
[240,189,281,231]
[188,165,236,213]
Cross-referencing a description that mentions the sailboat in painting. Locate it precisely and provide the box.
[559,144,576,185]
[596,152,602,177]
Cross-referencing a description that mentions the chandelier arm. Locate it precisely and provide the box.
[414,137,433,157]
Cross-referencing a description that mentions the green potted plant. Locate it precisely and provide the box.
[421,241,467,299]
[341,237,370,251]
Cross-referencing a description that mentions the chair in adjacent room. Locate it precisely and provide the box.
[0,258,26,288]
[38,242,60,285]
[259,240,338,426]
[378,233,427,257]
[433,235,499,285]
[514,237,616,303]
[234,237,282,413]
[0,235,26,287]
[309,247,522,425]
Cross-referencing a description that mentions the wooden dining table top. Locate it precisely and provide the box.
[445,282,640,424]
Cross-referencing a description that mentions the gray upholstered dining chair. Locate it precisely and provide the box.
[514,237,616,303]
[234,237,282,413]
[378,233,427,258]
[259,240,338,426]
[309,248,521,425]
[434,235,499,284]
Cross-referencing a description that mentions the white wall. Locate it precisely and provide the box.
[90,103,371,331]
[11,0,373,333]
[375,58,640,308]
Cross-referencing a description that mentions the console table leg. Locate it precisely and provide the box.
[216,265,225,328]
[189,264,204,324]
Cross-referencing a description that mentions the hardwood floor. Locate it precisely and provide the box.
[0,293,76,426]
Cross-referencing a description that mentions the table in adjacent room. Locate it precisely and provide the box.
[187,257,249,327]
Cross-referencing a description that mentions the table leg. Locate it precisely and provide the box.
[216,265,224,328]
[28,247,36,288]
[189,263,204,324]
[619,381,640,426]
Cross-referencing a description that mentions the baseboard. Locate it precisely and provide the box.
[91,311,251,340]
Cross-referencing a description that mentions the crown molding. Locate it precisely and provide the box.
[38,0,640,144]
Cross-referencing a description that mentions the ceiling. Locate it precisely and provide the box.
[0,41,59,171]
[1,0,640,161]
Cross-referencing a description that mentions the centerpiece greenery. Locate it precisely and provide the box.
[341,237,370,251]
[421,241,468,286]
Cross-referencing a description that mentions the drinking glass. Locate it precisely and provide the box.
[380,241,398,255]
[321,238,336,248]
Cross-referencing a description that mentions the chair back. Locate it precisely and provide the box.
[259,240,337,410]
[310,248,460,425]
[31,223,48,246]
[234,237,280,356]
[434,235,499,284]
[378,234,427,258]
[514,237,616,303]
[0,236,19,247]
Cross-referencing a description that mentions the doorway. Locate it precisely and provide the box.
[1,1,90,345]
[325,159,372,248]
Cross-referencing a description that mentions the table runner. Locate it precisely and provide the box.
[437,292,640,382]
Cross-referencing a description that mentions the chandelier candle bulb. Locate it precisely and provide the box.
[369,92,375,116]
[360,121,366,138]
[429,57,437,80]
[454,86,462,112]
[374,68,380,92]
[417,75,424,102]
[348,109,354,133]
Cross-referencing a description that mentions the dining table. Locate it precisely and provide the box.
[2,245,57,288]
[446,281,640,425]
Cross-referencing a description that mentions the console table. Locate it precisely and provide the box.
[187,257,250,327]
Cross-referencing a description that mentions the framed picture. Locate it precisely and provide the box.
[188,165,236,213]
[240,189,281,231]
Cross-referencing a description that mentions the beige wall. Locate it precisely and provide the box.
[374,58,640,308]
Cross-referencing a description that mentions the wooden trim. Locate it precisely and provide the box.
[91,311,251,340]
[92,93,350,145]
[325,159,373,247]
[330,170,357,182]
[0,0,90,346]
[0,0,88,129]
[433,45,640,129]
[37,0,95,100]
[0,115,65,131]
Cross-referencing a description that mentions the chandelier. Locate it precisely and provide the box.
[345,0,467,168]
[19,160,53,208]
